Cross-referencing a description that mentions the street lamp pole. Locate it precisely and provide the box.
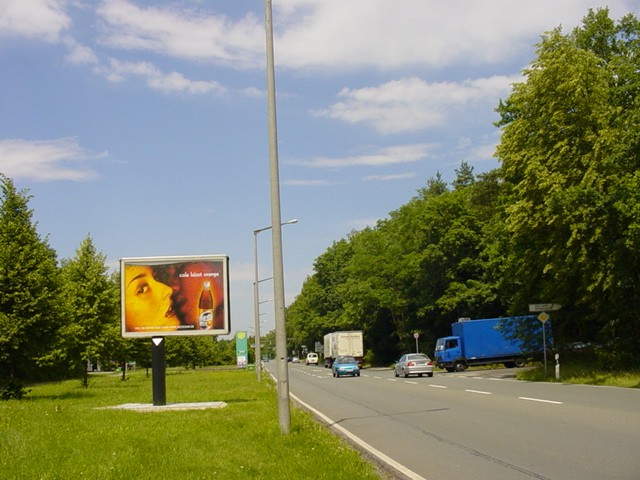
[253,219,298,385]
[264,0,290,434]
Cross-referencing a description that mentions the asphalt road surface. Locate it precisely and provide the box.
[266,361,640,480]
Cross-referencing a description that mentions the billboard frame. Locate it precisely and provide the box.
[120,254,230,338]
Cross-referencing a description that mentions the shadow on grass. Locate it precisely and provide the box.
[25,390,96,401]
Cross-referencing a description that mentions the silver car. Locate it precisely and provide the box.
[394,353,434,378]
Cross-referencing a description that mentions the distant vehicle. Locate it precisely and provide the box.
[332,356,360,377]
[291,356,300,363]
[394,353,434,378]
[568,341,591,353]
[434,316,549,372]
[323,331,364,368]
[305,352,319,365]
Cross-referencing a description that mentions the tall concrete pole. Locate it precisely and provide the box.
[264,0,290,434]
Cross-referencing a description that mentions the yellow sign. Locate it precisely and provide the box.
[538,312,549,323]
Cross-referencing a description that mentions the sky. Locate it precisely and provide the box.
[1,0,638,339]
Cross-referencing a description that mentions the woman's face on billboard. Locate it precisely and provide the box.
[124,265,178,331]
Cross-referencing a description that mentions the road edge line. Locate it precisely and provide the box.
[289,390,428,480]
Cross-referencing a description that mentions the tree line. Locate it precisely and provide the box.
[285,9,640,368]
[0,175,238,399]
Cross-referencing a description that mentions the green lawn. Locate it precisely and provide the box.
[517,361,640,388]
[0,368,383,480]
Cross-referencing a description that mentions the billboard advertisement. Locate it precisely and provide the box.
[120,255,230,338]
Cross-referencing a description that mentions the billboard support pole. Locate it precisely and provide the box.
[152,337,166,406]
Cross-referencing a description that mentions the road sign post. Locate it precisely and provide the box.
[530,304,560,377]
[538,313,549,376]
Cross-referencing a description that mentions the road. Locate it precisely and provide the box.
[265,361,640,480]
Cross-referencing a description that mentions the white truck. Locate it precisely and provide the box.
[323,330,364,368]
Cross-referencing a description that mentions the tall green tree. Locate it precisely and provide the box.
[286,239,355,350]
[0,175,62,398]
[59,236,120,387]
[495,9,640,361]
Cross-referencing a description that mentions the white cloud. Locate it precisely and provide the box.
[0,138,105,181]
[3,1,634,75]
[316,75,519,134]
[294,144,433,169]
[273,0,635,70]
[0,0,70,43]
[101,59,226,95]
[96,0,263,67]
[64,38,99,65]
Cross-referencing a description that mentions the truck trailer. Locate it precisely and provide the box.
[323,330,364,368]
[434,316,547,372]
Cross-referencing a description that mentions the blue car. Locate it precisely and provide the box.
[332,356,360,377]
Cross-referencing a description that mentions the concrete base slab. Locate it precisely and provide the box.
[99,401,227,412]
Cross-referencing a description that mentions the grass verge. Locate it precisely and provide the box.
[517,362,640,388]
[0,368,383,480]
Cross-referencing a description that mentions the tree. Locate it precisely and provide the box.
[0,175,62,398]
[59,236,120,387]
[452,161,475,190]
[495,9,640,361]
[286,239,356,350]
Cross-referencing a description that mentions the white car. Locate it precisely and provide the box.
[394,353,434,378]
[305,353,319,365]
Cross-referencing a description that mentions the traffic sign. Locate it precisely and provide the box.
[529,303,562,312]
[538,312,549,323]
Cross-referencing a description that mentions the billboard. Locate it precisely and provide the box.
[120,255,230,338]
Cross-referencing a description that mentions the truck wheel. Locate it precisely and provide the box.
[454,361,466,372]
[504,362,516,368]
[514,357,525,368]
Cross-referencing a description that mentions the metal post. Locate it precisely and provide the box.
[253,221,297,384]
[543,323,548,377]
[151,337,166,406]
[264,0,290,434]
[253,230,263,383]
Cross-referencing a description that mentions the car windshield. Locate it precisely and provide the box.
[337,356,356,364]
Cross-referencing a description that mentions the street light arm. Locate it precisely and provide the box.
[254,218,298,235]
[252,217,298,389]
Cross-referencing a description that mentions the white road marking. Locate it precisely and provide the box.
[465,389,492,395]
[518,396,563,405]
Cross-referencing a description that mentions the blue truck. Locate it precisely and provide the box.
[434,316,547,372]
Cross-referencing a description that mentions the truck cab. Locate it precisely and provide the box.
[434,336,462,372]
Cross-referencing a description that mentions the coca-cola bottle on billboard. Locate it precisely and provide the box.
[198,281,214,330]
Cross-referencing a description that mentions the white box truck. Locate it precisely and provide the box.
[323,330,364,368]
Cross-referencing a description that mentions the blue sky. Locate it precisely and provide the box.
[1,0,637,338]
